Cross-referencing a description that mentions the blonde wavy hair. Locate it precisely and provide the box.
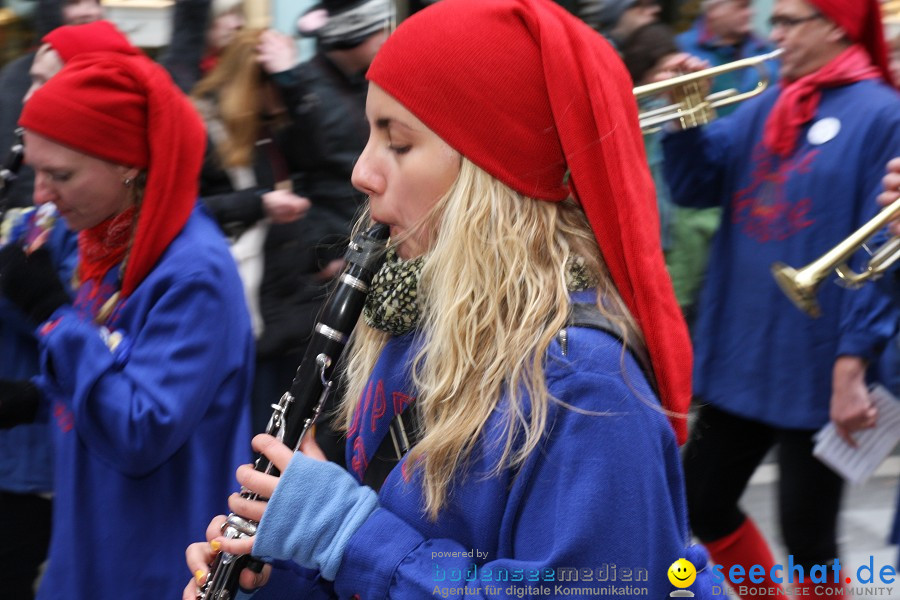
[339,158,644,519]
[191,28,270,167]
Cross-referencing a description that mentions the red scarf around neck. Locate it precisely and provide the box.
[77,206,137,297]
[763,45,881,158]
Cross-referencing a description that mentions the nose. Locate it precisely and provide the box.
[351,143,385,197]
[22,82,39,104]
[769,25,784,45]
[33,173,57,206]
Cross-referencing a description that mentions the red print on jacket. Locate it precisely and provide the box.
[348,378,417,480]
[731,144,817,242]
[53,401,74,433]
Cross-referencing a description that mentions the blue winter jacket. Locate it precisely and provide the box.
[257,290,723,599]
[33,205,254,600]
[0,212,76,495]
[663,79,900,428]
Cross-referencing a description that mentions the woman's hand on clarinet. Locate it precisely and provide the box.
[226,435,328,525]
[878,157,900,237]
[182,434,329,599]
[226,434,294,527]
[182,434,308,599]
[182,515,272,599]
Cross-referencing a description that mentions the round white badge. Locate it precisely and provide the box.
[807,117,841,146]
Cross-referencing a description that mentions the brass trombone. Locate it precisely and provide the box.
[634,49,783,132]
[771,199,900,318]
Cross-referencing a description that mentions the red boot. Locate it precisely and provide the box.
[705,518,783,599]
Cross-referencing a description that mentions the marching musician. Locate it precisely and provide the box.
[879,157,900,238]
[0,20,142,600]
[0,51,253,600]
[185,0,724,598]
[662,1,900,597]
[0,0,104,216]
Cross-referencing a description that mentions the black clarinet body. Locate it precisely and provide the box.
[198,222,389,600]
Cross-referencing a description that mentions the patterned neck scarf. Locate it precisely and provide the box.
[363,249,594,336]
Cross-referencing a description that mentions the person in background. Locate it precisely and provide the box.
[663,1,900,598]
[595,0,662,49]
[678,0,777,94]
[246,0,388,454]
[0,0,102,214]
[0,19,139,600]
[620,20,681,259]
[184,1,724,598]
[191,28,310,393]
[201,0,246,74]
[668,0,779,326]
[160,0,245,93]
[0,51,253,600]
[876,155,900,568]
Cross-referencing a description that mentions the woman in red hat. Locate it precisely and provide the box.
[0,52,254,600]
[185,0,718,598]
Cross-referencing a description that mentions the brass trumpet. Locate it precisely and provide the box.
[771,198,900,318]
[634,49,783,132]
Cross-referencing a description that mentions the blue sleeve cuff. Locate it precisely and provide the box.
[836,332,883,362]
[253,454,378,581]
[37,306,116,396]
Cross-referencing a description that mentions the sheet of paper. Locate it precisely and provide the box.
[813,384,900,485]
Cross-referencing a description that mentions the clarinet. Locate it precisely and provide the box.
[198,222,389,600]
[0,128,25,224]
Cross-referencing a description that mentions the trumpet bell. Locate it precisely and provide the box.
[771,198,900,317]
[771,262,823,318]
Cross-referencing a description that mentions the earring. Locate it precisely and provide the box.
[123,177,133,187]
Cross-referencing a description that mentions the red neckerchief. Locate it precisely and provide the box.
[77,206,137,299]
[763,45,881,158]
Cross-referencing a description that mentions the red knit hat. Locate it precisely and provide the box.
[807,0,892,85]
[42,20,141,63]
[368,0,691,442]
[19,53,206,298]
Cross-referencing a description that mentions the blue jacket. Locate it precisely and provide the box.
[33,205,254,600]
[662,79,900,428]
[260,291,723,599]
[0,210,76,494]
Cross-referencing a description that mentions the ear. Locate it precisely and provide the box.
[822,21,848,45]
[116,165,140,181]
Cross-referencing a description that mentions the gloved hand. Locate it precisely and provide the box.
[0,245,70,325]
[0,379,41,428]
[252,451,379,581]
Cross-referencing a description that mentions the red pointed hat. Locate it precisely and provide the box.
[367,0,692,442]
[807,0,892,84]
[42,20,141,63]
[19,53,206,298]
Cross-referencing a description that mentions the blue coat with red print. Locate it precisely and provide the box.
[256,291,723,600]
[663,79,900,428]
[32,205,253,600]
